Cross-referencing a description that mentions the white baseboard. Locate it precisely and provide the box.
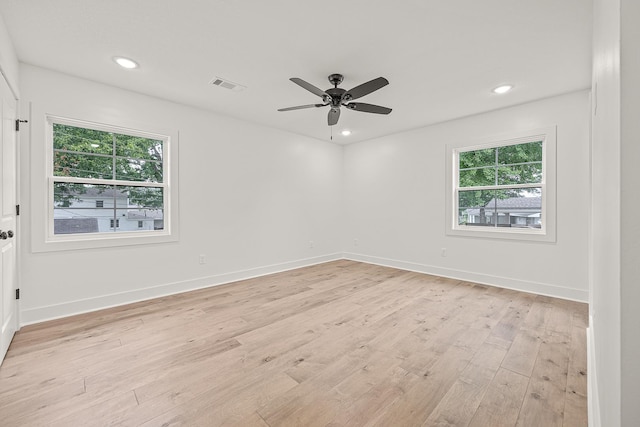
[20,251,588,326]
[343,252,588,302]
[20,253,343,326]
[587,318,601,427]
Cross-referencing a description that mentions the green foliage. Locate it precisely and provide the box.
[123,186,163,208]
[53,182,86,206]
[53,124,163,208]
[497,141,542,165]
[458,141,542,208]
[459,148,494,169]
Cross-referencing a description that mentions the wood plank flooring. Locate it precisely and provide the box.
[0,260,588,426]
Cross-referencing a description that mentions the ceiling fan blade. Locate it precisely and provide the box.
[290,77,329,98]
[344,77,389,101]
[345,102,392,115]
[328,107,340,126]
[278,103,327,112]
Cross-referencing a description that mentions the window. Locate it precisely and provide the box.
[446,127,556,242]
[39,115,178,250]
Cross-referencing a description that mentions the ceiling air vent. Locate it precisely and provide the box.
[209,76,246,92]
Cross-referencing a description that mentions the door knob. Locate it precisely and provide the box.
[0,231,7,240]
[7,230,13,238]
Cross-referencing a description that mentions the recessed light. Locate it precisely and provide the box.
[493,85,513,94]
[341,130,352,136]
[113,57,139,69]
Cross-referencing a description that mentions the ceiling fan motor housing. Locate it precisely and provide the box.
[326,87,346,106]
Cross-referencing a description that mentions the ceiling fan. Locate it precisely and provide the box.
[278,74,392,126]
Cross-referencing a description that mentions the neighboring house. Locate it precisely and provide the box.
[463,196,542,228]
[54,188,163,234]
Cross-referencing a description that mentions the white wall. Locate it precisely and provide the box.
[343,91,590,302]
[18,64,343,324]
[0,11,18,96]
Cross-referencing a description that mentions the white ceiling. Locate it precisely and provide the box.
[0,0,592,144]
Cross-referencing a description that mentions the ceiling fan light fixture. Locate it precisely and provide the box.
[492,84,513,94]
[113,56,139,69]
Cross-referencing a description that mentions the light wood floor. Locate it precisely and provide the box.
[0,260,588,426]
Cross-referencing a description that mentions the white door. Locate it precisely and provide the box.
[0,73,18,365]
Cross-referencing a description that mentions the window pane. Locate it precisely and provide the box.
[121,186,163,209]
[458,188,542,228]
[497,163,542,185]
[497,141,543,164]
[53,124,164,183]
[459,148,495,169]
[53,183,164,234]
[115,158,163,183]
[54,151,114,179]
[120,186,164,231]
[459,166,496,187]
[458,189,496,226]
[53,183,122,234]
[115,133,163,162]
[53,182,90,209]
[53,123,113,155]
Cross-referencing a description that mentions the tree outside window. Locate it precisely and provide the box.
[51,120,167,235]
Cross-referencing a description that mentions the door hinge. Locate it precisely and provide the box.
[15,289,20,300]
[15,119,28,131]
[16,204,20,216]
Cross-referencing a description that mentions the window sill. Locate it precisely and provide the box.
[447,225,555,242]
[34,230,178,253]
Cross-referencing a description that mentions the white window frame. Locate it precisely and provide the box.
[31,114,180,252]
[445,126,556,242]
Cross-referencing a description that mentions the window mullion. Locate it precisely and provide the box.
[494,148,498,227]
[458,183,542,192]
[52,176,166,188]
[460,160,542,171]
[494,147,499,187]
[112,133,117,232]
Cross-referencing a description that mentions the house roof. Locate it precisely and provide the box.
[465,196,541,216]
[128,210,163,220]
[54,218,99,234]
[487,196,541,209]
[64,188,128,199]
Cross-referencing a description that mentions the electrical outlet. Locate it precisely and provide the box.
[198,254,206,264]
[441,248,447,257]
